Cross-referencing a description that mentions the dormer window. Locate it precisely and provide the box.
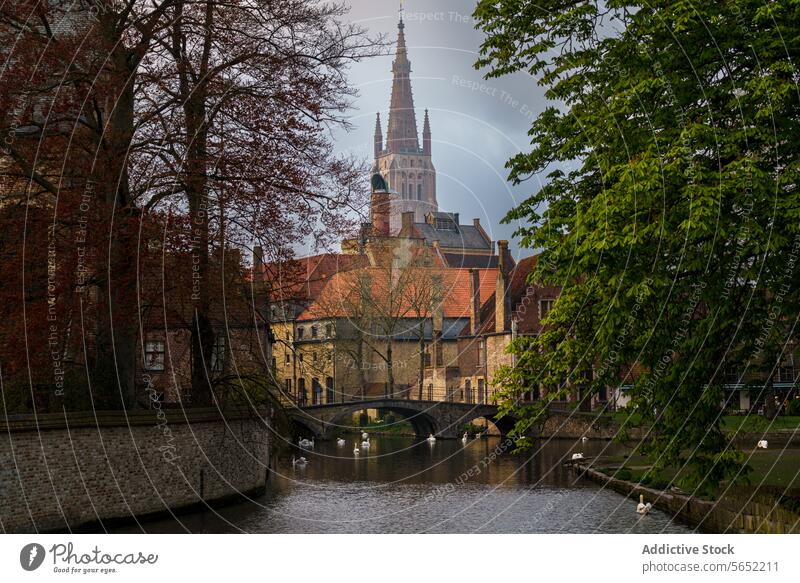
[311,325,318,339]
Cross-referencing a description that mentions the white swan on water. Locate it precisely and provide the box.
[427,434,436,443]
[757,439,768,449]
[361,438,370,449]
[461,432,468,444]
[362,432,369,440]
[636,494,652,514]
[298,437,314,448]
[336,438,345,447]
[571,453,584,460]
[353,442,360,455]
[581,436,589,443]
[292,456,308,468]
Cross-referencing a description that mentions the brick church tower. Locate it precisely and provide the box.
[373,13,438,234]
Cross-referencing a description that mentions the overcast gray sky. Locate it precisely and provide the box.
[333,0,549,258]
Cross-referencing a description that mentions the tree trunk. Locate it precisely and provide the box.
[417,320,425,400]
[92,49,139,408]
[386,339,394,398]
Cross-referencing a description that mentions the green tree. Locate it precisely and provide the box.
[475,0,800,494]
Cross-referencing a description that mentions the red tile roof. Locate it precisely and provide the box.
[296,266,499,321]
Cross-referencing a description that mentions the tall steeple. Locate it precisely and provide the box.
[373,8,438,234]
[385,13,420,154]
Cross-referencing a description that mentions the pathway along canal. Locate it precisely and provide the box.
[113,436,691,533]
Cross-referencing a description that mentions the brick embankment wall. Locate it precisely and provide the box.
[0,407,272,533]
[578,465,800,534]
[538,413,649,441]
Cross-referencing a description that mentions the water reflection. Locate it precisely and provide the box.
[114,436,692,534]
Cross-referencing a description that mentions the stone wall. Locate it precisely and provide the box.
[0,408,272,533]
[579,465,800,534]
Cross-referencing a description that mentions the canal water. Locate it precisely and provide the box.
[116,436,692,534]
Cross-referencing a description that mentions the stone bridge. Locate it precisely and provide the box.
[287,399,516,440]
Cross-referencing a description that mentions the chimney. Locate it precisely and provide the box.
[401,211,415,232]
[252,245,264,282]
[370,173,391,237]
[469,268,481,335]
[496,241,510,333]
[431,274,444,368]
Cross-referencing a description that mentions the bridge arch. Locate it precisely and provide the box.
[288,399,516,440]
[320,402,441,439]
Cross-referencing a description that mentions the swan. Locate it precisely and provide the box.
[362,432,369,440]
[361,438,370,449]
[427,434,436,443]
[298,437,314,448]
[581,436,589,443]
[292,456,308,468]
[571,453,584,460]
[461,432,468,444]
[353,442,360,455]
[336,438,345,447]
[757,439,768,449]
[636,494,652,514]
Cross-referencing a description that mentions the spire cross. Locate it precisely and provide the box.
[399,1,404,23]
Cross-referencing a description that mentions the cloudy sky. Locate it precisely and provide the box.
[333,0,550,258]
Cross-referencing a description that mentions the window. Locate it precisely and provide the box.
[144,339,165,371]
[298,353,304,364]
[285,353,291,365]
[724,366,739,385]
[465,380,472,403]
[326,377,334,404]
[326,324,333,337]
[312,352,318,363]
[311,325,318,339]
[285,331,290,341]
[779,356,795,383]
[211,335,225,372]
[478,340,485,367]
[284,379,291,393]
[540,299,556,320]
[297,327,304,340]
[417,184,423,200]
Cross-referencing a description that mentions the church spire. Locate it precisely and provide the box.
[423,109,431,156]
[385,12,419,154]
[374,112,383,158]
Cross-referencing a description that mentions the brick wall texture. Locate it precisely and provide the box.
[0,409,271,533]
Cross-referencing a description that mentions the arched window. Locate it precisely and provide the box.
[402,183,407,197]
[417,183,423,199]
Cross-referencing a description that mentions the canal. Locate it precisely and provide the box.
[116,436,692,533]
